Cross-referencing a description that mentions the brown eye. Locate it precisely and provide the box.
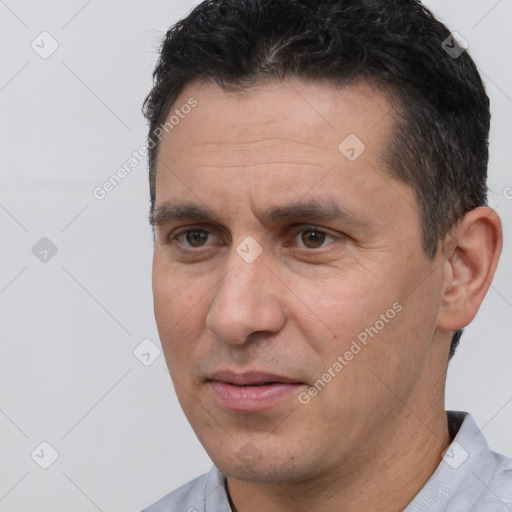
[169,228,217,249]
[301,229,326,248]
[185,230,210,247]
[296,228,335,249]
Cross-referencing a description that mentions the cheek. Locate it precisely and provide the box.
[152,254,201,323]
[290,274,386,354]
[152,261,206,366]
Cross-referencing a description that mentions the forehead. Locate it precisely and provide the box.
[157,77,394,159]
[153,78,416,230]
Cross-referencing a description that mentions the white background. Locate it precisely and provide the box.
[0,1,510,510]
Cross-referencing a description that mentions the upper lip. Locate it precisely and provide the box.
[208,370,302,386]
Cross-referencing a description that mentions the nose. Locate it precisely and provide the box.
[205,248,287,345]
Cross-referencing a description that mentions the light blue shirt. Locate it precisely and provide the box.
[142,411,512,511]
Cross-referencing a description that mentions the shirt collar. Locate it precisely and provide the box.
[405,410,497,511]
[205,461,232,512]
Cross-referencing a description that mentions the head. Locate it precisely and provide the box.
[143,0,501,485]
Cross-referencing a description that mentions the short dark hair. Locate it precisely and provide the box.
[143,0,491,359]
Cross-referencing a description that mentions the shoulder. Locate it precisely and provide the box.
[474,450,512,510]
[407,412,512,512]
[453,412,512,511]
[141,472,210,512]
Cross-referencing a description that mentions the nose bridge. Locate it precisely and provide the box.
[205,246,285,344]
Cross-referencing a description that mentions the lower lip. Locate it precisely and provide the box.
[208,381,303,412]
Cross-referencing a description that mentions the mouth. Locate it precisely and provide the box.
[208,370,301,386]
[206,370,305,412]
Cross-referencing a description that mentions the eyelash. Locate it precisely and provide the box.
[166,225,340,251]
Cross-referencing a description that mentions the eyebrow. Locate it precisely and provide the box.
[150,198,371,229]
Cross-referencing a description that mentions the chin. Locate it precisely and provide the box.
[209,442,316,484]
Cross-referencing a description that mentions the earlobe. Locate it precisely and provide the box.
[437,207,502,332]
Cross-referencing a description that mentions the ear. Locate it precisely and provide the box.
[437,207,502,331]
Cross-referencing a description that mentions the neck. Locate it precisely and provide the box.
[226,404,451,512]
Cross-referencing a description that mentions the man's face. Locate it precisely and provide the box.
[152,79,446,482]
